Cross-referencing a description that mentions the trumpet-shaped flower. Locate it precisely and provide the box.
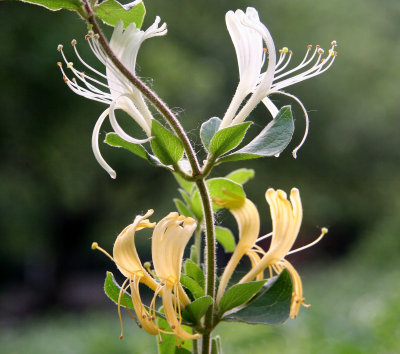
[152,213,200,340]
[92,210,199,340]
[220,7,337,157]
[57,17,167,178]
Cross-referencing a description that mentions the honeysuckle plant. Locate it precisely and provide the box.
[12,1,336,353]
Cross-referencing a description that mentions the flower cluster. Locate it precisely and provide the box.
[92,210,200,341]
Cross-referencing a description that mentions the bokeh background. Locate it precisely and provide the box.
[1,0,399,353]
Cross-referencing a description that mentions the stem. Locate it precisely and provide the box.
[196,179,216,354]
[194,225,202,266]
[82,1,201,177]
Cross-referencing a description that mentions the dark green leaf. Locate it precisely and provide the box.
[223,270,292,325]
[16,0,81,11]
[151,121,184,166]
[218,106,294,163]
[173,199,195,218]
[225,168,255,185]
[104,271,134,309]
[95,0,146,28]
[182,296,212,324]
[215,226,236,253]
[184,259,205,289]
[209,122,251,158]
[191,178,245,218]
[105,133,161,166]
[218,280,266,315]
[200,117,221,151]
[180,274,205,299]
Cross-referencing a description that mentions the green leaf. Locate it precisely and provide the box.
[15,0,81,11]
[215,226,236,253]
[211,336,222,354]
[104,271,134,309]
[105,133,161,166]
[191,178,245,218]
[218,106,294,163]
[225,168,255,185]
[95,0,146,29]
[200,117,221,151]
[209,122,252,158]
[223,270,292,325]
[180,274,205,299]
[184,259,205,289]
[181,296,213,324]
[174,174,194,194]
[151,120,184,166]
[179,189,193,208]
[218,280,266,315]
[173,199,195,218]
[157,312,192,354]
[190,244,199,264]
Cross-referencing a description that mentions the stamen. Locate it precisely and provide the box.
[287,227,328,255]
[91,242,114,261]
[118,278,130,340]
[256,232,273,243]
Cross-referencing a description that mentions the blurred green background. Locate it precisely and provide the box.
[1,0,399,353]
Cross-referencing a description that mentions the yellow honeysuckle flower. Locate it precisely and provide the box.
[152,212,200,340]
[92,210,200,340]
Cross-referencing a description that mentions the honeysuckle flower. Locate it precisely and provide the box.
[92,210,199,340]
[220,7,337,157]
[57,16,167,178]
[216,188,327,318]
[152,212,200,340]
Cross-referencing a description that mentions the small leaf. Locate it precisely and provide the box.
[151,120,184,166]
[95,0,146,29]
[200,117,221,151]
[104,271,134,309]
[191,178,246,218]
[218,280,266,315]
[16,0,81,11]
[180,274,205,299]
[215,226,236,253]
[184,259,205,289]
[173,199,195,218]
[209,122,252,158]
[223,270,292,325]
[174,174,194,194]
[105,133,161,166]
[181,296,213,324]
[218,106,294,163]
[225,168,255,185]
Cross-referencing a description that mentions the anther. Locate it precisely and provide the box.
[263,47,267,53]
[119,335,123,340]
[142,315,146,319]
[171,325,176,329]
[91,242,98,250]
[71,39,77,46]
[289,50,293,55]
[85,34,91,40]
[57,44,63,51]
[321,58,325,63]
[321,227,328,234]
[67,62,74,69]
[307,44,312,49]
[94,34,100,40]
[334,51,338,56]
[331,40,337,46]
[72,78,77,83]
[63,76,68,83]
[316,45,320,49]
[318,48,324,55]
[57,62,62,67]
[282,47,289,53]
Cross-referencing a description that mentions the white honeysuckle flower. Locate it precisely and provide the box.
[57,17,167,178]
[221,7,337,157]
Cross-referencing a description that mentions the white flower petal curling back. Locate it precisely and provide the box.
[57,16,168,177]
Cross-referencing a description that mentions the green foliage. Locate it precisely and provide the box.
[225,168,255,185]
[200,117,221,151]
[173,198,195,218]
[191,178,245,218]
[184,259,205,289]
[15,0,81,11]
[180,274,205,299]
[95,0,146,28]
[218,280,266,316]
[218,106,294,163]
[223,270,292,326]
[209,122,252,158]
[151,120,184,167]
[157,312,192,354]
[104,271,134,309]
[211,336,222,354]
[105,132,162,166]
[182,296,213,324]
[215,226,236,253]
[174,174,194,194]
